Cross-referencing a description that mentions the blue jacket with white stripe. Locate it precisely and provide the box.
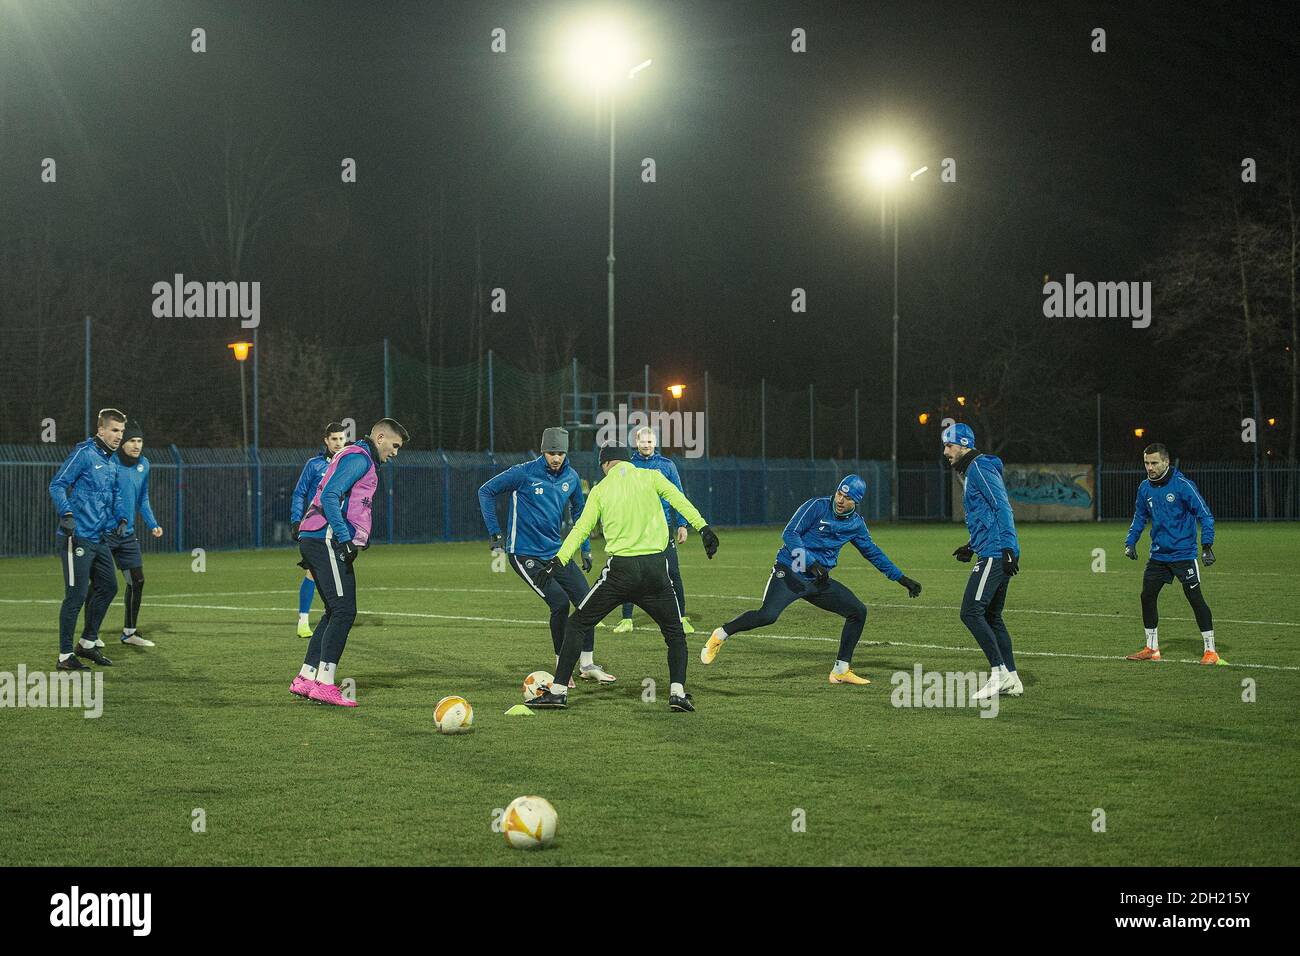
[959,454,1020,558]
[48,437,121,539]
[113,453,159,535]
[290,447,331,523]
[775,497,903,583]
[631,451,684,529]
[478,456,591,560]
[1125,468,1214,562]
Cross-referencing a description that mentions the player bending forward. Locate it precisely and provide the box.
[701,474,922,685]
[1124,442,1222,665]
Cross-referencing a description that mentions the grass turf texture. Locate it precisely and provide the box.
[1,523,1296,866]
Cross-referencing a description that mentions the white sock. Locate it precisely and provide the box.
[318,662,337,686]
[580,651,594,667]
[298,613,308,625]
[1145,627,1159,650]
[670,682,685,698]
[59,652,72,662]
[79,638,96,650]
[1202,630,1215,653]
[298,664,317,681]
[832,660,849,675]
[122,627,136,636]
[715,628,729,640]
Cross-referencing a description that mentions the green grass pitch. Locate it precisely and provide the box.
[1,523,1297,866]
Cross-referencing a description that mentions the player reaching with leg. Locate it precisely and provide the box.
[290,422,346,637]
[701,474,920,684]
[1123,442,1222,665]
[613,426,695,634]
[943,423,1024,699]
[525,444,719,713]
[289,418,407,707]
[477,427,615,686]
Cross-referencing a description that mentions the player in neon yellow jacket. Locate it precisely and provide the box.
[524,445,719,713]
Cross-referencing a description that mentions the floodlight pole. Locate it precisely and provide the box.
[607,96,617,417]
[890,197,899,524]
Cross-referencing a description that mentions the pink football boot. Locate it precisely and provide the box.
[290,675,317,699]
[308,681,358,707]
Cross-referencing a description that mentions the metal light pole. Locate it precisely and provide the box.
[607,95,617,416]
[890,197,899,523]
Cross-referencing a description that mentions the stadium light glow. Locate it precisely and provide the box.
[918,412,929,425]
[563,18,634,92]
[227,341,253,362]
[1267,417,1277,426]
[866,147,906,187]
[956,395,966,406]
[1134,427,1145,438]
[667,384,685,399]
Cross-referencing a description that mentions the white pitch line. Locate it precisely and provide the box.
[3,597,1296,672]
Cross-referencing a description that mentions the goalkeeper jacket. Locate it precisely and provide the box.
[556,461,706,564]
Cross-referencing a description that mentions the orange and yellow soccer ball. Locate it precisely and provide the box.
[502,795,558,850]
[522,671,554,701]
[434,695,474,734]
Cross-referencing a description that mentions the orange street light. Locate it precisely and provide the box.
[918,412,930,425]
[228,341,253,362]
[956,395,966,406]
[1267,417,1277,426]
[667,384,685,399]
[1134,427,1145,438]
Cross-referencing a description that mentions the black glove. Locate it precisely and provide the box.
[58,513,76,535]
[1124,544,1137,560]
[1202,543,1216,567]
[1002,548,1020,576]
[806,561,830,588]
[952,542,974,563]
[489,533,504,553]
[700,525,720,559]
[531,556,562,589]
[291,521,301,542]
[898,575,922,598]
[580,552,592,573]
[334,539,359,565]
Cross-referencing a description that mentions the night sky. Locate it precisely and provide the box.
[2,0,1297,457]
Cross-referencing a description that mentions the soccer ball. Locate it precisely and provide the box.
[502,795,558,850]
[434,695,473,734]
[522,670,554,701]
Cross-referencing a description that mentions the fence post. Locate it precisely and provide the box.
[487,349,495,454]
[383,338,391,417]
[1253,392,1261,521]
[170,443,184,553]
[808,384,814,461]
[440,449,453,541]
[387,460,395,545]
[251,445,262,549]
[1095,392,1103,521]
[704,370,710,459]
[84,315,91,437]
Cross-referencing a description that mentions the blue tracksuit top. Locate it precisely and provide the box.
[631,451,684,529]
[478,456,591,560]
[1125,468,1214,562]
[48,437,121,539]
[291,447,331,523]
[775,497,903,583]
[113,453,159,534]
[959,454,1020,558]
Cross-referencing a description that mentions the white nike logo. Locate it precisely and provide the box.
[94,465,104,469]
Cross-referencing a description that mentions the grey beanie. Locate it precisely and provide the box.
[540,427,569,454]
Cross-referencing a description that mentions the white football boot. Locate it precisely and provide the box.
[999,671,1024,696]
[971,670,1004,701]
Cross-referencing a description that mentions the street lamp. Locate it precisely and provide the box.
[867,146,906,522]
[560,17,651,417]
[229,340,254,540]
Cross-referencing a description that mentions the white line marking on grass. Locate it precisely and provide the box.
[4,598,1295,672]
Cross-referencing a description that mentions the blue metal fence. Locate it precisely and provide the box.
[4,446,1294,558]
